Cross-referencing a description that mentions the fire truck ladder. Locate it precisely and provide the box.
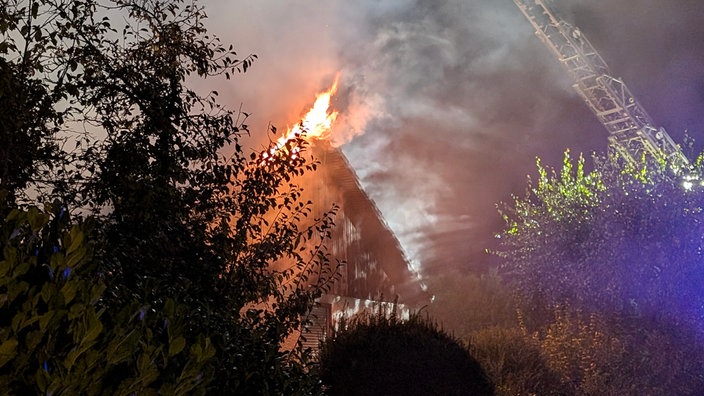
[513,0,689,171]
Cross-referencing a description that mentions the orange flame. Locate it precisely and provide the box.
[261,76,339,165]
[285,76,339,143]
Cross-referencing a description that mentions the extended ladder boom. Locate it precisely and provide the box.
[514,0,689,170]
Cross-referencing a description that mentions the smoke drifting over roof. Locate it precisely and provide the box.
[205,0,704,274]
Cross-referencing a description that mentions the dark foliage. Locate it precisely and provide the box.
[320,311,494,396]
[1,0,337,393]
[0,198,217,394]
[0,58,60,204]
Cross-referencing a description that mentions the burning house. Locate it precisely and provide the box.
[270,78,430,348]
[299,141,430,348]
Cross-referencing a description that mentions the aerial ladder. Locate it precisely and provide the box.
[513,0,690,172]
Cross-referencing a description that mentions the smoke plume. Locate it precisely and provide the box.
[204,0,704,275]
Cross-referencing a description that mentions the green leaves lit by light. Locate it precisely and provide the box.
[503,150,605,238]
[496,144,704,334]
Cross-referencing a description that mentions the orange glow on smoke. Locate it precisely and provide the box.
[261,76,339,164]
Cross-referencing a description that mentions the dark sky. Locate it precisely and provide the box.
[203,0,704,276]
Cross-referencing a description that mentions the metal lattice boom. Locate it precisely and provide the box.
[514,0,689,171]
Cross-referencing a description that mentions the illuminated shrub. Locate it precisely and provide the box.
[494,151,704,394]
[498,151,704,332]
[536,308,704,395]
[468,326,573,396]
[468,310,704,395]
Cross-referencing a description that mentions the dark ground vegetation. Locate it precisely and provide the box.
[319,311,494,396]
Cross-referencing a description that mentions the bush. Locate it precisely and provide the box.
[0,200,214,394]
[537,308,704,396]
[468,327,572,396]
[468,308,704,396]
[497,151,704,330]
[320,312,494,396]
[493,150,704,394]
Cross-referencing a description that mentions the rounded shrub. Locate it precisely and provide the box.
[319,312,494,396]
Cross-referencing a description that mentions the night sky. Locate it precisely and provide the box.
[202,0,704,276]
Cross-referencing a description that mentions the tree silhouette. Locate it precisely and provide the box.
[0,0,337,393]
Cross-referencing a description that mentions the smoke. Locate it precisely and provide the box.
[204,0,704,275]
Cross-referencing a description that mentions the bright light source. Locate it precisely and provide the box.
[682,174,699,191]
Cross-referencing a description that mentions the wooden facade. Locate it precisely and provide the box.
[298,142,430,347]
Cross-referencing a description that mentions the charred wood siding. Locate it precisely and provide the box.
[307,142,429,306]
